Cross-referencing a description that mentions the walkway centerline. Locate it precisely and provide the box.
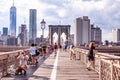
[50,50,59,80]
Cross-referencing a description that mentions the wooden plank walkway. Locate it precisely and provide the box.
[2,50,99,80]
[29,50,99,80]
[56,50,99,80]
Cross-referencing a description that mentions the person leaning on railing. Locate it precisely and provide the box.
[87,42,96,71]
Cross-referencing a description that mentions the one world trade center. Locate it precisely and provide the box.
[10,0,16,37]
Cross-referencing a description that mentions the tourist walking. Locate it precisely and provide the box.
[46,46,50,55]
[54,43,58,57]
[63,43,67,51]
[29,43,37,65]
[59,44,62,50]
[42,45,47,58]
[87,42,96,71]
[65,44,67,51]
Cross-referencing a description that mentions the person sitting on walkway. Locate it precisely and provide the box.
[29,43,37,65]
[15,51,29,75]
[54,43,58,57]
[87,42,96,71]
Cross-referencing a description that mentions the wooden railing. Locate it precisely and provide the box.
[0,50,26,78]
[74,48,120,80]
[0,46,29,52]
[0,46,52,78]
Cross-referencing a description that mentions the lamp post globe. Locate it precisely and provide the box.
[40,19,46,38]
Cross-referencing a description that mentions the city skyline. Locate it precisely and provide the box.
[0,0,120,42]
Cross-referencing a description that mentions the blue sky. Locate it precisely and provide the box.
[0,0,120,42]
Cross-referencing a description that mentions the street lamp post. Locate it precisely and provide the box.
[40,19,46,38]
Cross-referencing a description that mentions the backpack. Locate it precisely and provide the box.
[36,50,40,56]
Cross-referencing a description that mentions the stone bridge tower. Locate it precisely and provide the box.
[49,25,70,46]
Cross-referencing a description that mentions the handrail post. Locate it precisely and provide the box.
[79,52,81,60]
[111,60,113,80]
[2,58,8,76]
[99,56,102,80]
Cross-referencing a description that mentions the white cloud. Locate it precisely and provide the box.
[0,0,120,42]
[56,8,67,18]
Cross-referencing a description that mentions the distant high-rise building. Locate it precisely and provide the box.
[10,0,16,37]
[3,27,8,36]
[29,9,37,44]
[70,34,74,45]
[112,28,120,43]
[91,24,102,44]
[74,16,91,46]
[7,37,17,46]
[0,31,1,36]
[18,26,21,34]
[17,24,27,46]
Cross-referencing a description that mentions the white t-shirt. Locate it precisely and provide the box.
[29,47,36,56]
[19,54,29,66]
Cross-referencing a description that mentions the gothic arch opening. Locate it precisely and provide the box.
[60,32,66,46]
[53,32,58,44]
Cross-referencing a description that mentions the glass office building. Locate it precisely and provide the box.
[3,27,8,36]
[10,5,16,37]
[29,9,37,44]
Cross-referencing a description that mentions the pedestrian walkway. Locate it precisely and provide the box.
[2,49,99,80]
[30,50,99,80]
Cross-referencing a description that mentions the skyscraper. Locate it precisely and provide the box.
[29,9,37,44]
[10,0,16,37]
[91,24,102,44]
[1,28,8,45]
[17,24,27,46]
[74,16,91,46]
[3,27,8,36]
[112,28,120,43]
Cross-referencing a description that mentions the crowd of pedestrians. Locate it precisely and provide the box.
[15,42,95,76]
[15,43,60,75]
[16,42,71,74]
[14,41,71,76]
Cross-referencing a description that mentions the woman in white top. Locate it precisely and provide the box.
[17,51,29,75]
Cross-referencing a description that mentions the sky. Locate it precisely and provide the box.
[0,0,120,42]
